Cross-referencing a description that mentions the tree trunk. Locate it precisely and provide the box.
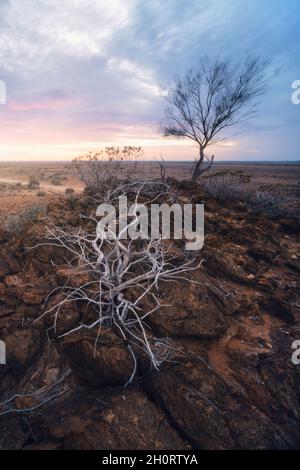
[192,146,205,183]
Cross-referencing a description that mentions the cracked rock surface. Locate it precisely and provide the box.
[0,183,299,449]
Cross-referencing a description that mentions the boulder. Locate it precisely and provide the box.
[48,389,187,450]
[4,328,41,371]
[61,329,135,387]
[148,281,229,339]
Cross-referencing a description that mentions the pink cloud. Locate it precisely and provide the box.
[10,100,71,111]
[9,93,74,111]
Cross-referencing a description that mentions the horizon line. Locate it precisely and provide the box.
[0,159,299,164]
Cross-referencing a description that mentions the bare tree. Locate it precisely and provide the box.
[160,56,270,182]
[157,155,167,182]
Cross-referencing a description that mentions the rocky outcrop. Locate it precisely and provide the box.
[0,184,299,450]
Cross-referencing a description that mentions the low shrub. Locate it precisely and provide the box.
[202,176,296,217]
[28,176,40,190]
[3,204,46,235]
[65,188,75,197]
[50,175,63,186]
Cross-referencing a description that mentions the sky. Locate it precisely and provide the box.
[0,0,299,161]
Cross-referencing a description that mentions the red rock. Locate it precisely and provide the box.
[52,390,187,450]
[5,328,41,370]
[4,274,45,305]
[61,329,135,386]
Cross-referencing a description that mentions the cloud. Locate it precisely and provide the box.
[0,0,135,73]
[9,89,75,110]
[106,57,167,98]
[0,0,299,160]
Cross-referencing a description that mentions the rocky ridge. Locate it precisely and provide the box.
[0,182,299,449]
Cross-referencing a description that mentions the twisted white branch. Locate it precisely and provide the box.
[32,182,202,384]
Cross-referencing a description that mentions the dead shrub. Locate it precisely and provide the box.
[73,146,143,194]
